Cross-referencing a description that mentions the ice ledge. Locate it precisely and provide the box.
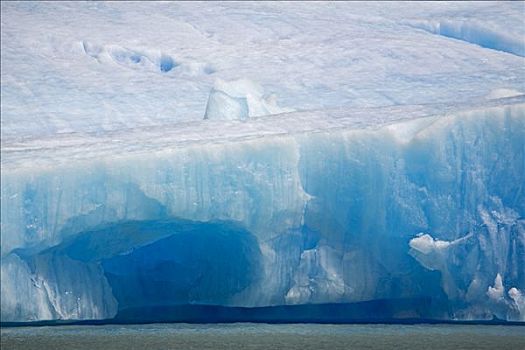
[1,96,524,170]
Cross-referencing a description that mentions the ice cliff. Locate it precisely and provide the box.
[1,1,524,322]
[2,99,524,322]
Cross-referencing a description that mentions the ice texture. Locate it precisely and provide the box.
[1,1,524,322]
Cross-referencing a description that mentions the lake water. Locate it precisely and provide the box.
[1,323,524,350]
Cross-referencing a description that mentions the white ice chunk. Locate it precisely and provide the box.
[487,273,505,302]
[204,79,293,121]
[508,287,525,321]
[409,232,472,271]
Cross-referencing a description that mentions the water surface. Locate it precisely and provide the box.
[2,323,524,350]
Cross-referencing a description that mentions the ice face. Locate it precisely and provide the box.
[204,86,250,121]
[1,101,524,322]
[406,18,525,57]
[1,1,524,322]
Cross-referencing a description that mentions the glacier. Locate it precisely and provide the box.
[1,2,525,323]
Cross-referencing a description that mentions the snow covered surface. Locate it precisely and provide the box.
[1,2,524,322]
[2,1,524,140]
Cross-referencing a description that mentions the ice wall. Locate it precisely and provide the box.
[407,18,525,57]
[1,103,524,322]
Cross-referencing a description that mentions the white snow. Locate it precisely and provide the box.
[1,2,524,141]
[486,88,523,100]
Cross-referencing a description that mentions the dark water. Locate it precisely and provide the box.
[1,323,524,350]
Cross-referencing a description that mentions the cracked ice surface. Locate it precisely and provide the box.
[1,2,524,322]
